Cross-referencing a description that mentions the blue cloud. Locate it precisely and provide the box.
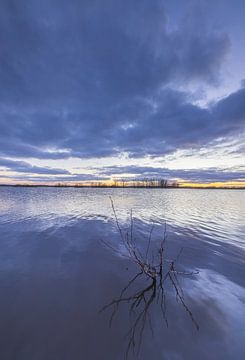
[0,158,69,175]
[0,0,243,182]
[95,165,245,183]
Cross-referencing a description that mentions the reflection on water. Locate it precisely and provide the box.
[0,187,244,359]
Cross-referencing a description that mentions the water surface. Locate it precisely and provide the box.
[0,187,244,359]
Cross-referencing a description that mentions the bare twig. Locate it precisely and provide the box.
[100,198,199,359]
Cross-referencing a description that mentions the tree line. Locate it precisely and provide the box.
[88,178,179,188]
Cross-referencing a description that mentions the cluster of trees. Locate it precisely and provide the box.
[91,178,179,188]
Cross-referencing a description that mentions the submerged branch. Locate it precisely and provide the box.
[100,198,199,359]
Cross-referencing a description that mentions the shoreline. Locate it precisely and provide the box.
[0,184,244,190]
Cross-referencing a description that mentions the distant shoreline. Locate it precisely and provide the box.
[0,184,244,190]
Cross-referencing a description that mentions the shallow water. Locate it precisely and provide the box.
[0,187,244,359]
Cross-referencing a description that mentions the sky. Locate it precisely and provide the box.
[0,0,244,186]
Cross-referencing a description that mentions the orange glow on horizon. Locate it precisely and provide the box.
[179,181,245,188]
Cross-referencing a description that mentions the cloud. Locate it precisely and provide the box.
[0,173,109,183]
[95,165,245,183]
[0,158,70,175]
[0,0,243,186]
[1,84,244,161]
[0,0,229,101]
[0,157,243,183]
[0,0,238,163]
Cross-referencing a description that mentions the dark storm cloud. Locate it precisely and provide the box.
[0,0,228,101]
[0,0,239,163]
[0,158,69,175]
[96,165,245,183]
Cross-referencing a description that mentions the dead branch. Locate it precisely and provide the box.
[100,198,199,359]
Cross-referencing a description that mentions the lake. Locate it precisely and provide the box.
[0,187,244,360]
